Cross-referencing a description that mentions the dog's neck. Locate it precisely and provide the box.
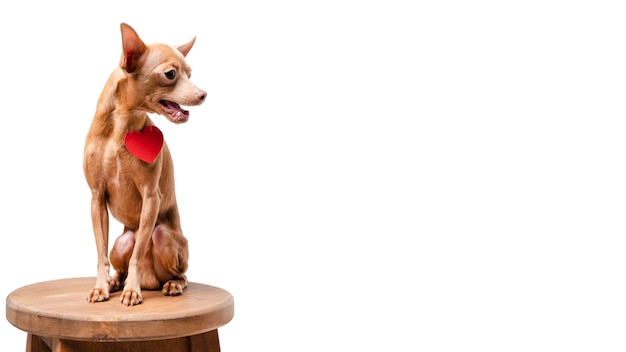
[93,68,154,140]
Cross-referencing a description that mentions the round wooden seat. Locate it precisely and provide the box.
[5,277,234,352]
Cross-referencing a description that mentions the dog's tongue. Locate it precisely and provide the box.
[160,100,190,120]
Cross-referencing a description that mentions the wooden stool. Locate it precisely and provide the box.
[5,277,234,352]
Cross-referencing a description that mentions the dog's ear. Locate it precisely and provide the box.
[175,37,196,57]
[120,23,147,73]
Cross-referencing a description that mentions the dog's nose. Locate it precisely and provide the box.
[197,90,207,102]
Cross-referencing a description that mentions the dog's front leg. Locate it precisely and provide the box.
[87,191,112,302]
[120,188,160,306]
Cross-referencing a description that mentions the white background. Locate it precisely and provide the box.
[1,1,625,351]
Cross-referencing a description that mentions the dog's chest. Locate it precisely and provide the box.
[101,140,125,186]
[85,131,168,216]
[97,141,146,221]
[97,139,152,198]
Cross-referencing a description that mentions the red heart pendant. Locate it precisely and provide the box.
[124,125,164,163]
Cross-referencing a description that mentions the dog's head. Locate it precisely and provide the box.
[119,23,206,124]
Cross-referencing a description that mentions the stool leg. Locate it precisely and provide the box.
[190,329,221,352]
[26,334,51,352]
[50,338,80,352]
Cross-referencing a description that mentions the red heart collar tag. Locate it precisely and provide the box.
[124,125,164,163]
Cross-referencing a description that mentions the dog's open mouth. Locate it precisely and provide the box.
[159,100,190,123]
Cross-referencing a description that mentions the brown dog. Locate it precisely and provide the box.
[83,23,206,306]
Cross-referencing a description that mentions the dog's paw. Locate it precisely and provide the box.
[108,278,122,293]
[120,289,143,306]
[87,288,109,303]
[162,280,185,296]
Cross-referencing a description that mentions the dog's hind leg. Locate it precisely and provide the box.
[109,229,135,292]
[152,224,189,296]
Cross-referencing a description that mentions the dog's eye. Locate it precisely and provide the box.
[165,70,176,80]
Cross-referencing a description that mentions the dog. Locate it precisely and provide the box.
[83,23,206,306]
